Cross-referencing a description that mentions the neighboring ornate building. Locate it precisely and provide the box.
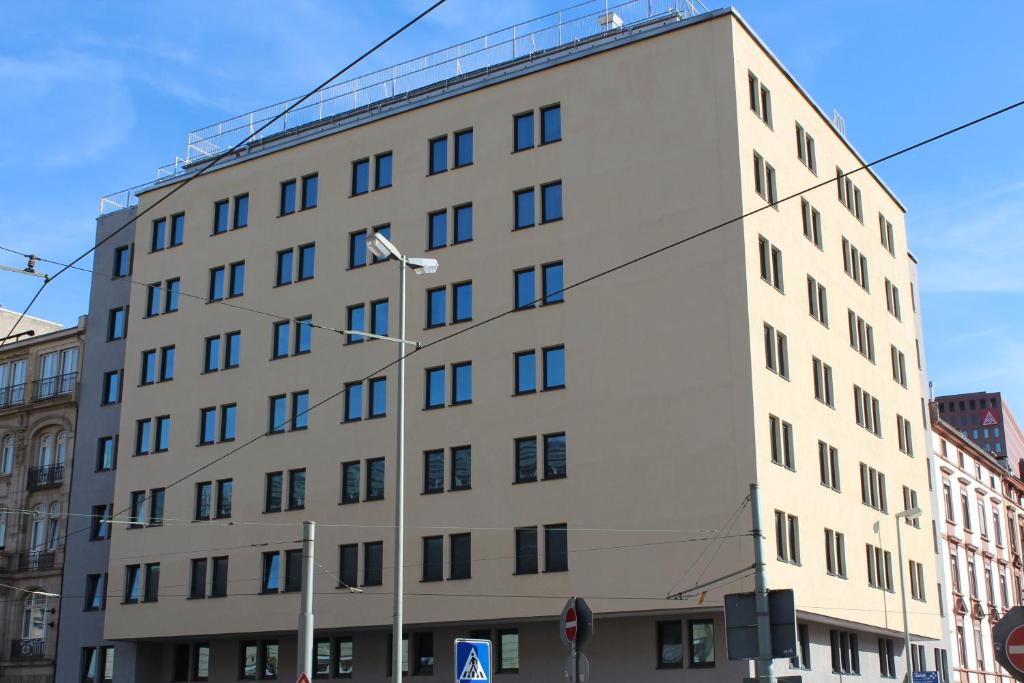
[932,404,1019,682]
[0,312,85,683]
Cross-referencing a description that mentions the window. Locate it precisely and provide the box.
[854,385,882,436]
[140,350,157,386]
[807,276,828,325]
[346,303,366,344]
[542,261,564,304]
[195,482,212,520]
[280,180,296,215]
[145,283,160,317]
[425,367,444,409]
[143,562,160,602]
[801,198,822,247]
[349,230,368,268]
[264,472,283,513]
[234,194,249,229]
[514,526,537,574]
[752,152,777,204]
[830,630,860,674]
[426,287,445,328]
[286,469,305,510]
[350,158,371,196]
[169,214,184,247]
[825,528,846,577]
[371,299,389,337]
[214,200,229,234]
[364,541,383,587]
[424,450,444,494]
[123,564,141,603]
[134,417,151,455]
[880,214,895,256]
[190,558,208,599]
[842,237,870,290]
[515,351,536,395]
[113,244,132,277]
[209,266,225,301]
[541,104,561,144]
[284,548,302,592]
[129,491,146,528]
[275,251,293,286]
[427,210,447,250]
[102,370,121,405]
[763,324,788,378]
[657,621,682,668]
[450,533,471,579]
[860,464,888,512]
[454,129,473,167]
[199,407,216,445]
[897,415,914,455]
[688,620,715,667]
[514,111,534,151]
[891,345,908,387]
[149,489,165,526]
[885,278,902,320]
[366,458,385,501]
[514,188,535,229]
[774,511,800,564]
[216,479,233,518]
[229,261,245,298]
[108,307,126,341]
[422,536,443,581]
[293,391,309,430]
[544,433,567,480]
[452,362,472,405]
[795,123,816,173]
[454,203,473,243]
[866,544,894,591]
[909,559,926,601]
[848,310,876,361]
[298,244,315,281]
[84,574,107,611]
[211,556,228,597]
[97,436,116,472]
[165,278,180,312]
[543,346,566,390]
[450,445,471,491]
[159,346,175,381]
[812,357,834,406]
[452,281,472,322]
[429,136,447,175]
[769,415,794,470]
[545,523,568,572]
[757,236,783,291]
[261,552,281,593]
[338,544,358,589]
[791,623,811,670]
[341,462,360,505]
[515,437,538,484]
[819,441,840,491]
[541,181,563,222]
[836,168,864,221]
[269,395,287,433]
[375,152,393,189]
[301,174,318,209]
[879,638,897,678]
[748,72,772,126]
[151,218,166,252]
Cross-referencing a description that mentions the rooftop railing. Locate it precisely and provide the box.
[99,0,709,214]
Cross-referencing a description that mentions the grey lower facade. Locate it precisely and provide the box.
[54,210,141,683]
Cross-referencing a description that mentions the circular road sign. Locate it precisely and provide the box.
[1008,624,1024,672]
[564,605,578,643]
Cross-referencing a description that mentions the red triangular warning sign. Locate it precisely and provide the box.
[296,673,311,683]
[983,410,999,426]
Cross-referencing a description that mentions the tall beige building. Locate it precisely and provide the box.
[88,3,943,681]
[0,311,84,683]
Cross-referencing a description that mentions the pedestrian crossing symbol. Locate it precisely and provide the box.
[455,638,491,683]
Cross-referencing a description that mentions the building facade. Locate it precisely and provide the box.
[935,391,1024,477]
[0,313,84,683]
[54,211,145,683]
[74,4,943,682]
[931,409,1023,682]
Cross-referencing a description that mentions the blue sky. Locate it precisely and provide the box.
[1,0,1022,407]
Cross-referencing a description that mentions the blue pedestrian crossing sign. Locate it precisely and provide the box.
[454,638,491,682]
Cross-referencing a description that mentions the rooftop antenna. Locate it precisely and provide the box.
[832,108,846,137]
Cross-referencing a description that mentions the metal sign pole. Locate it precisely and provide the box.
[749,483,776,683]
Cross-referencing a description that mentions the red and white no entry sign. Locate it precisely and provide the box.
[564,606,578,643]
[1007,624,1024,672]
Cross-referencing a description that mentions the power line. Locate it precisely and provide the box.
[0,0,449,349]
[47,97,1024,548]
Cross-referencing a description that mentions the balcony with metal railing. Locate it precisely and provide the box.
[8,638,47,661]
[31,372,76,402]
[0,383,26,409]
[26,465,63,492]
[99,0,710,214]
[16,552,56,572]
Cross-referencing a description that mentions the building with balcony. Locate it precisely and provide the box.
[0,313,85,683]
[72,1,944,681]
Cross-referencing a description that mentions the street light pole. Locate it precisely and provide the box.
[392,256,408,683]
[895,506,922,682]
[364,233,437,683]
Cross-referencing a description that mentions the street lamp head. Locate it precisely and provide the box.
[366,232,402,261]
[406,257,439,275]
[896,507,923,520]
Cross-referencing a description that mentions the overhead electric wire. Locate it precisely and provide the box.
[0,0,449,349]
[48,96,1024,551]
[665,493,750,596]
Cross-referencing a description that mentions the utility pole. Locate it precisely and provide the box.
[895,507,922,683]
[392,256,408,683]
[749,483,775,683]
[297,520,315,681]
